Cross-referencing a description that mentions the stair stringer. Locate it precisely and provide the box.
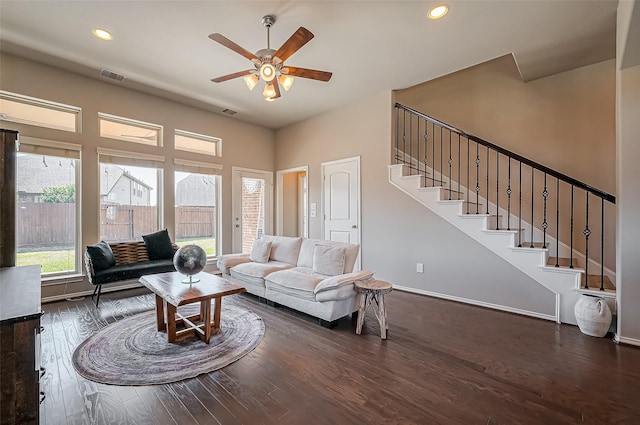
[389,164,582,325]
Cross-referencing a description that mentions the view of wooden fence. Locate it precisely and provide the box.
[17,203,216,247]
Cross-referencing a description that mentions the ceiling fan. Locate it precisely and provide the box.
[209,15,332,102]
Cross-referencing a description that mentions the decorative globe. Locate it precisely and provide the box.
[173,244,207,283]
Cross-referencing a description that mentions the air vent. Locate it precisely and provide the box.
[222,108,237,115]
[100,69,125,82]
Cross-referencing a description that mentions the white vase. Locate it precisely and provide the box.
[574,294,612,337]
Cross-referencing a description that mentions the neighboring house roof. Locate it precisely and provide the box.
[100,163,152,196]
[176,174,216,207]
[17,154,76,194]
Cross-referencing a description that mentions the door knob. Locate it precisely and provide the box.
[352,225,357,229]
[235,224,240,228]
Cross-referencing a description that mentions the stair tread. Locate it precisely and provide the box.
[581,274,616,291]
[547,257,580,268]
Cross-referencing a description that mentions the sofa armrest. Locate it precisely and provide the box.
[314,270,375,294]
[217,253,251,275]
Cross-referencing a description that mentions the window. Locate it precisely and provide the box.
[0,90,81,132]
[98,148,164,241]
[174,158,222,257]
[16,138,82,276]
[174,129,221,157]
[98,112,162,146]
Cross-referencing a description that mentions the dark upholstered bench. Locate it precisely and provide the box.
[84,232,178,306]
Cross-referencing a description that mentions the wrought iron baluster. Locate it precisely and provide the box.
[486,146,490,214]
[423,120,428,188]
[600,198,605,291]
[555,178,559,267]
[440,127,443,187]
[448,131,453,200]
[396,107,400,164]
[432,122,435,187]
[409,113,413,175]
[496,152,500,230]
[530,167,535,248]
[507,158,512,231]
[518,161,522,247]
[402,110,407,166]
[570,185,574,268]
[542,173,548,249]
[475,143,480,214]
[458,134,461,201]
[467,137,470,214]
[584,192,590,288]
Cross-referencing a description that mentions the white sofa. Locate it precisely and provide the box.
[217,235,374,327]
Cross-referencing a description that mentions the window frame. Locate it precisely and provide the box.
[174,129,222,157]
[0,90,82,133]
[174,158,223,259]
[98,112,163,147]
[97,148,165,242]
[16,136,83,278]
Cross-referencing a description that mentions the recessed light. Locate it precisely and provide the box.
[93,28,113,41]
[428,4,449,19]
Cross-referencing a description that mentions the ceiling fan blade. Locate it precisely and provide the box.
[211,69,255,83]
[273,27,314,64]
[282,66,332,82]
[209,33,261,65]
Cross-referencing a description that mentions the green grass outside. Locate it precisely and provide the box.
[17,238,217,274]
[17,249,75,274]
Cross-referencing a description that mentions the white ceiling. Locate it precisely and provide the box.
[0,1,618,130]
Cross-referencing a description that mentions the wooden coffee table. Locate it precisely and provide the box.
[139,272,246,344]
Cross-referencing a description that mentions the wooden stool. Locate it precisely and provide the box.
[355,279,392,339]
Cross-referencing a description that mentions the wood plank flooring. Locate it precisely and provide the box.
[38,286,640,424]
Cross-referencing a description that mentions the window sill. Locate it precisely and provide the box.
[41,273,85,286]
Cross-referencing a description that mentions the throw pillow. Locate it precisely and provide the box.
[249,239,272,263]
[86,241,116,271]
[142,229,175,260]
[312,244,346,276]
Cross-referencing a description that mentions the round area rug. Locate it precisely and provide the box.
[72,304,264,385]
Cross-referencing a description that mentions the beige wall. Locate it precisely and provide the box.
[396,55,616,194]
[276,91,556,316]
[616,0,640,344]
[282,172,299,237]
[0,53,275,300]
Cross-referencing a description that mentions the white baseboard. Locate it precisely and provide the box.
[614,334,640,347]
[41,281,145,304]
[393,284,558,322]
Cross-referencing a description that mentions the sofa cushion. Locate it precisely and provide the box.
[86,241,116,272]
[312,245,346,276]
[297,238,360,273]
[92,259,175,284]
[217,253,251,275]
[230,261,294,287]
[142,229,175,260]
[261,235,302,264]
[265,267,326,302]
[249,239,272,263]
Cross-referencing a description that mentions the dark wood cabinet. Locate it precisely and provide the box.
[0,265,42,425]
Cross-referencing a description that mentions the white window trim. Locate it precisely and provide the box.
[98,112,163,146]
[16,137,83,278]
[0,90,82,133]
[174,129,222,157]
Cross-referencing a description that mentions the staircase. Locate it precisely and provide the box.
[390,103,616,325]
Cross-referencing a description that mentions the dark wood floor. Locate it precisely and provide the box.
[38,286,640,425]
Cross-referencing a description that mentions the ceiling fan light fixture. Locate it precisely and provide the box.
[265,97,276,102]
[260,63,276,82]
[263,83,277,99]
[279,75,294,91]
[428,4,449,19]
[243,74,259,91]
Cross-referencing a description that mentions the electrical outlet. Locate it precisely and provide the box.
[416,263,424,273]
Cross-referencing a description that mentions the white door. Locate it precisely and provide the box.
[232,167,273,253]
[322,157,361,267]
